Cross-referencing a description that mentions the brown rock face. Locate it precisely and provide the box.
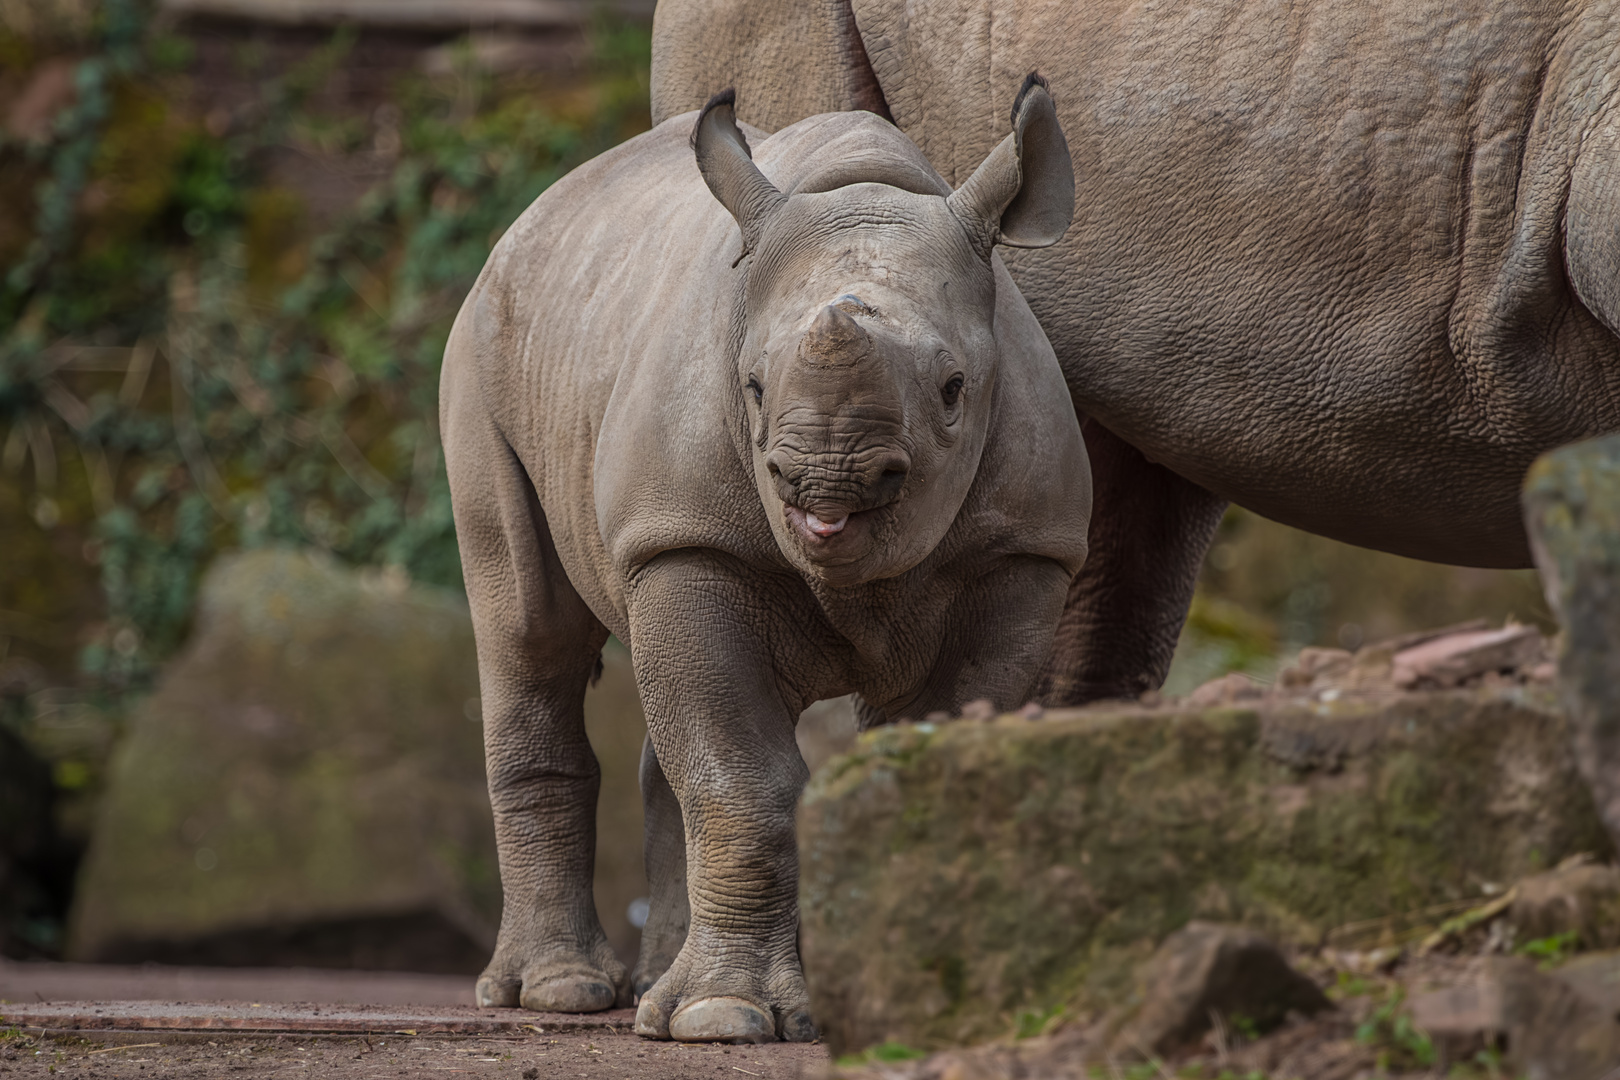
[1412,955,1620,1079]
[798,689,1611,1055]
[1510,857,1620,952]
[1389,625,1545,689]
[1107,922,1330,1058]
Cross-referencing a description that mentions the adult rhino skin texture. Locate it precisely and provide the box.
[652,0,1620,703]
[439,86,1088,1041]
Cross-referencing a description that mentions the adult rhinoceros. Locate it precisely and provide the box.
[652,0,1620,702]
[441,85,1087,1041]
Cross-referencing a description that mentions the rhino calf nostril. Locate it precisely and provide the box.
[875,451,911,494]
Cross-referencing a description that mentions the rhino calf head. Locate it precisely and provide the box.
[692,79,1074,586]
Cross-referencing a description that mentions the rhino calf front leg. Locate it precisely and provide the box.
[628,554,815,1043]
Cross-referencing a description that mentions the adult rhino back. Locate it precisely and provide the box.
[653,0,1620,700]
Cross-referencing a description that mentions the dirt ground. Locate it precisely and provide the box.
[0,959,472,1008]
[0,964,829,1079]
[0,1028,829,1079]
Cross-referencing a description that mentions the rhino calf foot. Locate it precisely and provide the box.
[520,973,619,1013]
[669,997,774,1042]
[640,995,800,1044]
[475,973,521,1008]
[476,946,630,1013]
[633,939,815,1043]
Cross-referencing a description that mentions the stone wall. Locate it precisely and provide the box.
[798,684,1611,1054]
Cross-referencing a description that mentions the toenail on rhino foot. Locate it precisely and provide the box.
[668,997,776,1043]
[476,976,521,1008]
[634,997,671,1039]
[779,1008,818,1043]
[521,976,616,1013]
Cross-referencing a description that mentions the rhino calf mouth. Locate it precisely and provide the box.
[805,510,846,536]
[783,504,870,550]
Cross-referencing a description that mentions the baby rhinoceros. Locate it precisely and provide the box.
[440,80,1090,1044]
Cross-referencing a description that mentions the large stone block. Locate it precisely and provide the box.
[68,549,498,971]
[798,688,1612,1054]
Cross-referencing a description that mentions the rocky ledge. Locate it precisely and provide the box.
[798,624,1612,1069]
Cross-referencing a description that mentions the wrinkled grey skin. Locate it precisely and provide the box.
[440,86,1088,1043]
[651,0,1620,704]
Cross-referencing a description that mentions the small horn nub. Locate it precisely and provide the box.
[799,305,872,367]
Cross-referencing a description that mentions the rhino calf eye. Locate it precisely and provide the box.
[942,374,964,407]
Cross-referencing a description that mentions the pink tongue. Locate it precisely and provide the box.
[806,511,848,537]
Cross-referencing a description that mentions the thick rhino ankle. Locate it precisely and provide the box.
[631,957,672,999]
[630,923,685,997]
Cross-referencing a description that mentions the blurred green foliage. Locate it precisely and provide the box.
[1012,1002,1064,1039]
[1516,929,1579,967]
[835,1041,928,1067]
[0,2,652,690]
[1354,988,1437,1072]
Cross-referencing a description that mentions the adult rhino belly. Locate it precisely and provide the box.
[1004,171,1548,570]
[859,0,1602,567]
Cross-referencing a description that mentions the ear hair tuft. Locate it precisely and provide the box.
[1010,72,1051,125]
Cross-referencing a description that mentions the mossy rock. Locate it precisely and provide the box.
[68,548,496,972]
[798,689,1612,1054]
[1524,431,1620,848]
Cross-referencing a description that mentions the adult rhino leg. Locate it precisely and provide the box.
[1036,418,1227,705]
[627,551,814,1043]
[632,736,690,997]
[1563,116,1620,345]
[446,414,628,1013]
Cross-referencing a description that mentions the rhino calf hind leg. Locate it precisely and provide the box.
[445,403,629,1012]
[626,553,815,1043]
[632,736,690,996]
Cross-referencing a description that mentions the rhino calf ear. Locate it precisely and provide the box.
[692,89,788,260]
[948,73,1075,256]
